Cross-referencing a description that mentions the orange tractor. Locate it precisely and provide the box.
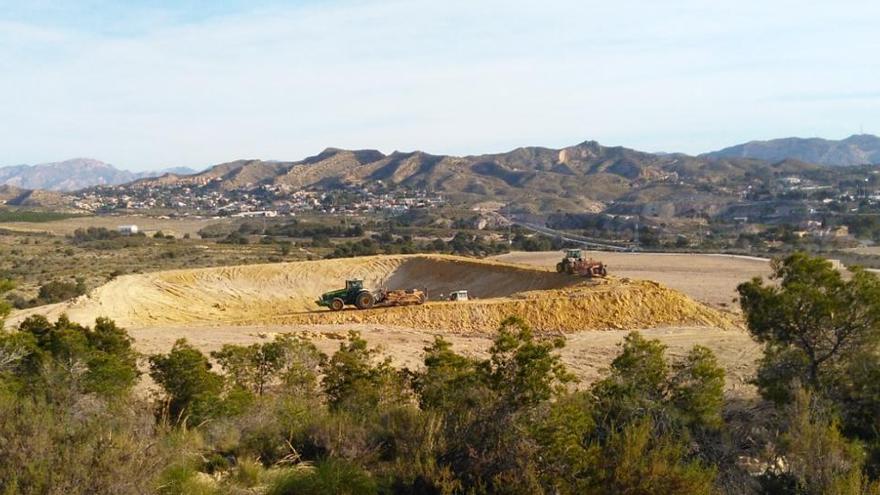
[556,249,608,278]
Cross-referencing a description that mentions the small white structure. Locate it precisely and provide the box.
[449,290,469,302]
[117,224,139,235]
[232,211,278,218]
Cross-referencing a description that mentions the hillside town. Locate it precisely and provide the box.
[72,182,446,217]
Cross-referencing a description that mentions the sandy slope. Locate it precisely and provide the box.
[494,251,772,310]
[36,256,408,328]
[280,278,735,332]
[9,254,734,332]
[8,253,764,393]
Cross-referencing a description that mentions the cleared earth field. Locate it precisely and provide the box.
[0,215,225,238]
[494,250,772,310]
[10,252,765,392]
[10,254,734,332]
[844,246,880,256]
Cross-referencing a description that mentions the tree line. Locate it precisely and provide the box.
[324,231,570,259]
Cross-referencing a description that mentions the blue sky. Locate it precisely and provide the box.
[1,0,878,171]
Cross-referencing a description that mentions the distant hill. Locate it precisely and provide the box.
[0,184,71,209]
[158,166,199,176]
[0,159,198,192]
[703,134,880,166]
[133,141,820,212]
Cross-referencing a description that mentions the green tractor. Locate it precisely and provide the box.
[316,279,427,311]
[316,279,376,311]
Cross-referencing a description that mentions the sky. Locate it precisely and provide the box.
[1,0,878,171]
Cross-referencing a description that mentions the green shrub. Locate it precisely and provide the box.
[149,339,226,425]
[230,456,264,488]
[6,315,140,399]
[267,458,377,495]
[321,331,406,414]
[35,278,86,304]
[156,463,219,495]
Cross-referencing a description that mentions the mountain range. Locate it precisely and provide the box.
[2,135,877,209]
[0,159,197,192]
[132,141,825,212]
[703,134,880,166]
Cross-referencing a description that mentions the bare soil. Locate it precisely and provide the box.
[11,251,769,394]
[493,251,772,311]
[9,254,734,332]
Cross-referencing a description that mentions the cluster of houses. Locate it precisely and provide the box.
[74,183,445,217]
[790,221,850,240]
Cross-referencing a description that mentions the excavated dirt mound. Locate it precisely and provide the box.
[280,278,736,332]
[18,254,736,332]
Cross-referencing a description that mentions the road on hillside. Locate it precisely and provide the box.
[505,217,631,251]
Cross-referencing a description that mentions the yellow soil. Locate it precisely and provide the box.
[10,254,737,333]
[494,250,771,310]
[281,278,736,332]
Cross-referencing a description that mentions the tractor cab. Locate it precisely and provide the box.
[564,249,583,260]
[345,279,364,292]
[556,249,607,277]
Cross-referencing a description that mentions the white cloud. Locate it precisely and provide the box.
[1,0,878,169]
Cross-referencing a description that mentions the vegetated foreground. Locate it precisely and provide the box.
[11,254,736,333]
[127,323,760,396]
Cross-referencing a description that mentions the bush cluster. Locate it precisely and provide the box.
[10,278,87,309]
[1,310,728,494]
[325,231,569,259]
[3,253,880,494]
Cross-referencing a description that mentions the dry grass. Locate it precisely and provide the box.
[0,215,226,238]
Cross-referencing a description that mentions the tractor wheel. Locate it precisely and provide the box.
[330,298,345,311]
[599,266,608,277]
[355,291,375,310]
[556,262,565,273]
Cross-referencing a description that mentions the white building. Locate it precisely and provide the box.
[117,224,139,235]
[231,210,278,218]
